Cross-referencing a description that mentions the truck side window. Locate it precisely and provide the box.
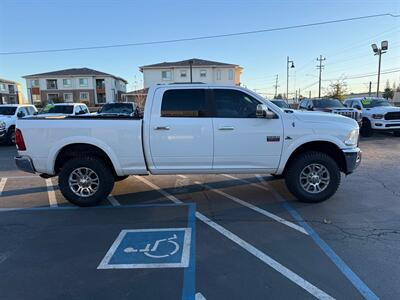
[212,89,260,118]
[161,89,207,117]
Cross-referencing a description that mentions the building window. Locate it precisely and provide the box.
[47,93,59,102]
[31,79,39,87]
[63,79,72,88]
[32,94,41,103]
[216,70,221,80]
[80,92,89,101]
[228,70,234,80]
[180,70,187,78]
[79,78,89,87]
[63,93,73,102]
[200,70,207,78]
[0,83,6,91]
[161,70,172,81]
[8,85,15,94]
[46,79,58,90]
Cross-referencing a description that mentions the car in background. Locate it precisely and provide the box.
[0,104,37,144]
[270,100,290,109]
[344,97,400,137]
[299,98,361,123]
[97,102,139,117]
[38,103,89,117]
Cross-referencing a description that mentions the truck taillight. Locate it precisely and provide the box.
[15,129,26,151]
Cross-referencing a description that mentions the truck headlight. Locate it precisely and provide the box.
[345,129,359,146]
[0,121,5,131]
[372,114,384,119]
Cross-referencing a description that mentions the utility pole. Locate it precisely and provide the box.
[316,55,326,98]
[189,59,193,83]
[368,81,372,96]
[273,74,279,98]
[286,56,295,102]
[309,90,311,99]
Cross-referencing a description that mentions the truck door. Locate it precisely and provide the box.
[148,88,213,171]
[211,88,283,171]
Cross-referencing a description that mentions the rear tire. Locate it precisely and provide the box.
[58,157,114,207]
[360,118,373,137]
[285,151,341,203]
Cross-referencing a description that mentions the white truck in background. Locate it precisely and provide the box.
[15,84,361,206]
[344,97,400,137]
[0,104,37,144]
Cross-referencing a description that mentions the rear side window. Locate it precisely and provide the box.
[212,89,260,118]
[299,100,308,109]
[161,89,208,117]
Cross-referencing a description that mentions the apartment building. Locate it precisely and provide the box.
[139,58,243,88]
[23,68,127,106]
[0,78,26,104]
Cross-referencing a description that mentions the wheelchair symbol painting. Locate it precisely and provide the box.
[98,228,191,269]
[123,234,180,258]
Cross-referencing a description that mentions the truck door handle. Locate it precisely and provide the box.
[154,126,170,130]
[218,126,234,131]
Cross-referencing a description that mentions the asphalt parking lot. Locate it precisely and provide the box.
[0,134,399,300]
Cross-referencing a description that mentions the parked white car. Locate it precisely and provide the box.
[38,103,90,117]
[0,104,37,144]
[15,84,361,206]
[344,97,400,137]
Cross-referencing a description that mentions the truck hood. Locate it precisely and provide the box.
[293,110,357,126]
[0,115,14,123]
[363,106,400,114]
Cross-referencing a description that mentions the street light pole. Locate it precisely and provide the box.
[286,56,294,102]
[371,41,388,97]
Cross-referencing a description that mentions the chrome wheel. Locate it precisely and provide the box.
[68,167,100,197]
[10,131,16,144]
[299,163,330,194]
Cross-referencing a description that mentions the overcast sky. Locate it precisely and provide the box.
[1,0,399,98]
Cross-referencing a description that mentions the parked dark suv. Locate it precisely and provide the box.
[299,98,361,123]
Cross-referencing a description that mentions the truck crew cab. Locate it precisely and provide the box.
[15,84,361,206]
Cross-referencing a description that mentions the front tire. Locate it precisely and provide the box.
[58,157,114,207]
[6,126,15,145]
[285,151,341,203]
[360,118,373,137]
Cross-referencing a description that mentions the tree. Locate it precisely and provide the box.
[274,93,283,99]
[326,79,348,100]
[382,87,394,100]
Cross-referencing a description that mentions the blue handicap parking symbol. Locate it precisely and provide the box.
[98,228,192,269]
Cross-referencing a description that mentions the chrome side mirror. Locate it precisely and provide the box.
[256,104,276,119]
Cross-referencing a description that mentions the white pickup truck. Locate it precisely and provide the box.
[15,84,361,206]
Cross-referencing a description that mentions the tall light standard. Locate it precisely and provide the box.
[286,56,295,102]
[371,41,388,97]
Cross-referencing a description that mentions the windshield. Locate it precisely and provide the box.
[39,105,74,114]
[313,99,345,108]
[271,100,289,109]
[0,106,17,115]
[98,103,134,114]
[361,98,391,108]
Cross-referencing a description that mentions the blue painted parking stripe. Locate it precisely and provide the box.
[282,202,379,300]
[182,203,196,300]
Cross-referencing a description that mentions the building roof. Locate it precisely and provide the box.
[0,78,18,84]
[23,67,128,83]
[140,58,239,71]
[123,88,149,95]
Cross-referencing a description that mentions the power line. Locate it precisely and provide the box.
[1,13,399,55]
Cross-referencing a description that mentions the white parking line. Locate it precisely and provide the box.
[0,178,7,196]
[134,176,334,300]
[179,175,307,235]
[195,292,207,300]
[45,178,58,208]
[107,195,121,206]
[223,174,270,192]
